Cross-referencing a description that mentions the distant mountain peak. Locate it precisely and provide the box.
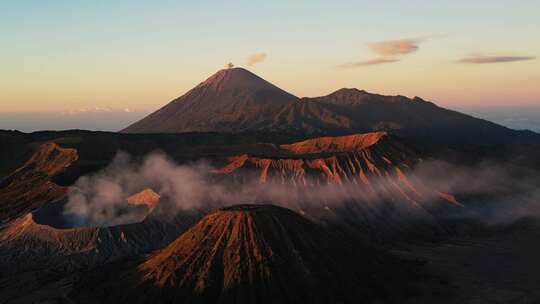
[331,88,368,95]
[121,67,298,133]
[121,68,540,145]
[196,67,293,94]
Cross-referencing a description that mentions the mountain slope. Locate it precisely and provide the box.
[0,143,78,223]
[122,68,540,145]
[77,204,406,304]
[122,68,298,133]
[305,88,538,144]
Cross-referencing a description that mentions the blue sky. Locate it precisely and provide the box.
[1,1,539,121]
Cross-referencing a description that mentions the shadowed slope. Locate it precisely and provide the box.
[0,143,78,223]
[0,207,201,303]
[0,208,198,269]
[306,89,539,144]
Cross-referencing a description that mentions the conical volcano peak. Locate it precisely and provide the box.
[198,67,292,94]
[129,203,384,303]
[121,67,299,133]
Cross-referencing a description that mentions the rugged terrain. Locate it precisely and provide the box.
[0,130,456,302]
[0,143,201,303]
[0,129,539,303]
[215,132,461,241]
[1,67,539,303]
[0,143,78,223]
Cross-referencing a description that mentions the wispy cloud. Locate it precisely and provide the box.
[337,58,399,68]
[61,106,138,115]
[338,37,428,69]
[457,55,536,64]
[367,38,421,57]
[246,52,267,66]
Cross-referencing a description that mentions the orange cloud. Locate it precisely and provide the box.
[337,58,399,68]
[246,53,267,66]
[367,38,420,57]
[457,55,536,64]
[338,37,427,69]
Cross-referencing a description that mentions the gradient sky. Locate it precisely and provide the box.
[1,0,539,114]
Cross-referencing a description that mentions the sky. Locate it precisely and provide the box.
[1,1,539,130]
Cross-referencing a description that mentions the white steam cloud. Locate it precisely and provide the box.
[64,151,540,229]
[64,152,228,227]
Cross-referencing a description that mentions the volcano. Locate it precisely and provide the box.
[216,132,457,240]
[122,67,540,145]
[78,204,404,304]
[122,68,298,133]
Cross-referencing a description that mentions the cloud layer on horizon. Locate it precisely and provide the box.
[457,55,536,64]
